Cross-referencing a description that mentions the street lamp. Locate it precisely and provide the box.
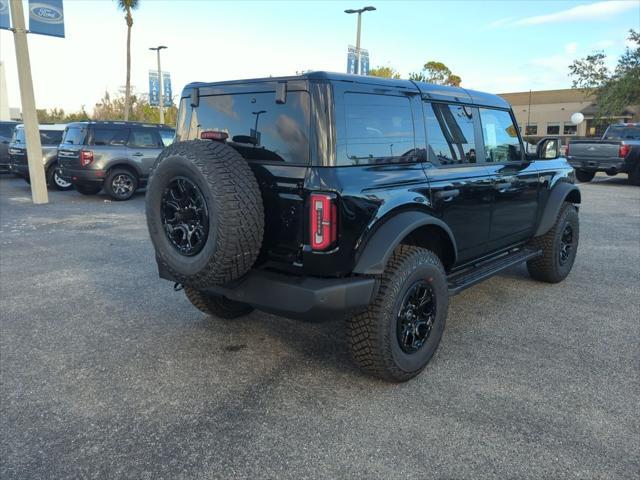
[149,45,168,124]
[344,6,376,75]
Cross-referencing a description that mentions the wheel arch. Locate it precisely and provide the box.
[353,210,458,275]
[535,182,581,237]
[106,161,142,179]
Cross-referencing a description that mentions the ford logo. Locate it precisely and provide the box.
[29,3,63,24]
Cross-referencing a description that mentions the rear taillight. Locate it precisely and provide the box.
[619,144,630,158]
[310,193,338,251]
[565,143,570,156]
[80,150,94,167]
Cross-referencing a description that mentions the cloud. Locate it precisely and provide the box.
[564,42,578,55]
[490,1,637,28]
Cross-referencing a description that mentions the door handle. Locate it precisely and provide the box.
[132,152,143,157]
[435,189,460,201]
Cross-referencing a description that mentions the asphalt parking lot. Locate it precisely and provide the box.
[1,174,638,479]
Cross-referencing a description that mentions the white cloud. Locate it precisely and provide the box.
[565,42,578,54]
[491,1,638,27]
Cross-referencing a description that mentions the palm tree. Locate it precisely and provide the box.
[116,0,139,121]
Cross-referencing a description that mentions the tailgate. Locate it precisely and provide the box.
[569,141,620,159]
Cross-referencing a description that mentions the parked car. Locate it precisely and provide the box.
[8,123,72,190]
[0,121,19,173]
[144,72,580,382]
[567,122,640,185]
[58,121,175,200]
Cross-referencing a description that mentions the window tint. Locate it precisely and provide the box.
[128,129,161,148]
[40,130,63,145]
[159,129,174,146]
[339,93,415,165]
[192,91,310,164]
[91,128,129,146]
[424,102,477,165]
[604,125,640,140]
[62,127,86,145]
[479,108,522,162]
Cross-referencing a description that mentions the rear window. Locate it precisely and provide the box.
[337,93,415,166]
[604,125,640,140]
[12,128,63,145]
[90,128,129,146]
[62,127,86,145]
[189,91,310,164]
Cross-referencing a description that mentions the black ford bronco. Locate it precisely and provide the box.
[145,72,580,382]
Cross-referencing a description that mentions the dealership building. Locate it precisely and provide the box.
[498,88,639,140]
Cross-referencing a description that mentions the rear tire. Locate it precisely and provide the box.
[527,203,579,283]
[46,164,73,191]
[184,287,253,319]
[575,169,595,183]
[346,245,449,382]
[75,184,102,195]
[105,168,138,201]
[145,141,264,288]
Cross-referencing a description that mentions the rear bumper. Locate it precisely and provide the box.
[60,167,106,185]
[161,266,376,322]
[568,156,626,173]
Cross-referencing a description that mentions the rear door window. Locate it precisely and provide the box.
[128,129,162,148]
[338,93,415,165]
[424,102,478,165]
[192,91,311,164]
[91,128,129,146]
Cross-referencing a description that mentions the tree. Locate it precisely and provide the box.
[409,61,461,86]
[569,29,640,119]
[116,0,140,121]
[369,66,401,79]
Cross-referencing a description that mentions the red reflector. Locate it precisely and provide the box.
[619,144,630,158]
[310,193,337,251]
[201,130,229,141]
[80,150,94,167]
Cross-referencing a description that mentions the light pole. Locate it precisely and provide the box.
[149,46,167,124]
[344,6,376,75]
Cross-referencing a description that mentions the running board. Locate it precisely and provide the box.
[447,248,542,295]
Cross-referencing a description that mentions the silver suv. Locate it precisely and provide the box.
[58,121,174,200]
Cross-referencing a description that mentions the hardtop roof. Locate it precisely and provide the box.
[65,120,174,129]
[184,71,510,109]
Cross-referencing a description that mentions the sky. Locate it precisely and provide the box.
[0,0,639,112]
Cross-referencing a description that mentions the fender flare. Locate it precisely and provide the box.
[106,160,144,179]
[535,182,581,237]
[353,211,458,275]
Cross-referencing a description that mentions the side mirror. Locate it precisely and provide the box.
[536,137,560,160]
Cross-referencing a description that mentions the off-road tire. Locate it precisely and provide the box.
[146,140,264,288]
[46,163,73,191]
[629,161,640,186]
[527,203,579,283]
[104,168,138,201]
[575,169,595,183]
[75,184,102,195]
[346,245,449,382]
[184,286,254,319]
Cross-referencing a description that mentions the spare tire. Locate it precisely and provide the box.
[145,140,264,288]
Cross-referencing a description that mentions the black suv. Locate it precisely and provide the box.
[145,72,581,382]
[58,121,174,200]
[0,121,19,173]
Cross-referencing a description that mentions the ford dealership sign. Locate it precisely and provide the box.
[29,0,65,37]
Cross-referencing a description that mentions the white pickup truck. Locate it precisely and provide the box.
[567,123,640,185]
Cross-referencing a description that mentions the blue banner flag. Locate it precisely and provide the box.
[162,72,172,106]
[347,45,357,75]
[28,0,65,38]
[149,70,160,106]
[0,0,11,31]
[360,49,370,76]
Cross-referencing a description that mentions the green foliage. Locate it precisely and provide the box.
[369,66,401,79]
[409,61,461,86]
[569,29,640,118]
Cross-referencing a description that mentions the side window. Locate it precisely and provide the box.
[91,128,129,146]
[159,129,174,147]
[338,93,415,165]
[424,102,477,165]
[479,108,522,162]
[128,129,161,148]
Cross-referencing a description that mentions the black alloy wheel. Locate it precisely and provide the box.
[397,281,437,354]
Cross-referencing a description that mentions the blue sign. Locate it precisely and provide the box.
[0,0,10,31]
[28,0,65,38]
[360,49,370,76]
[162,72,172,106]
[149,70,160,106]
[347,45,357,75]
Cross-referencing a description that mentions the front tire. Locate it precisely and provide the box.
[47,164,73,191]
[527,203,579,283]
[105,168,138,201]
[184,287,254,319]
[575,169,595,183]
[346,245,449,382]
